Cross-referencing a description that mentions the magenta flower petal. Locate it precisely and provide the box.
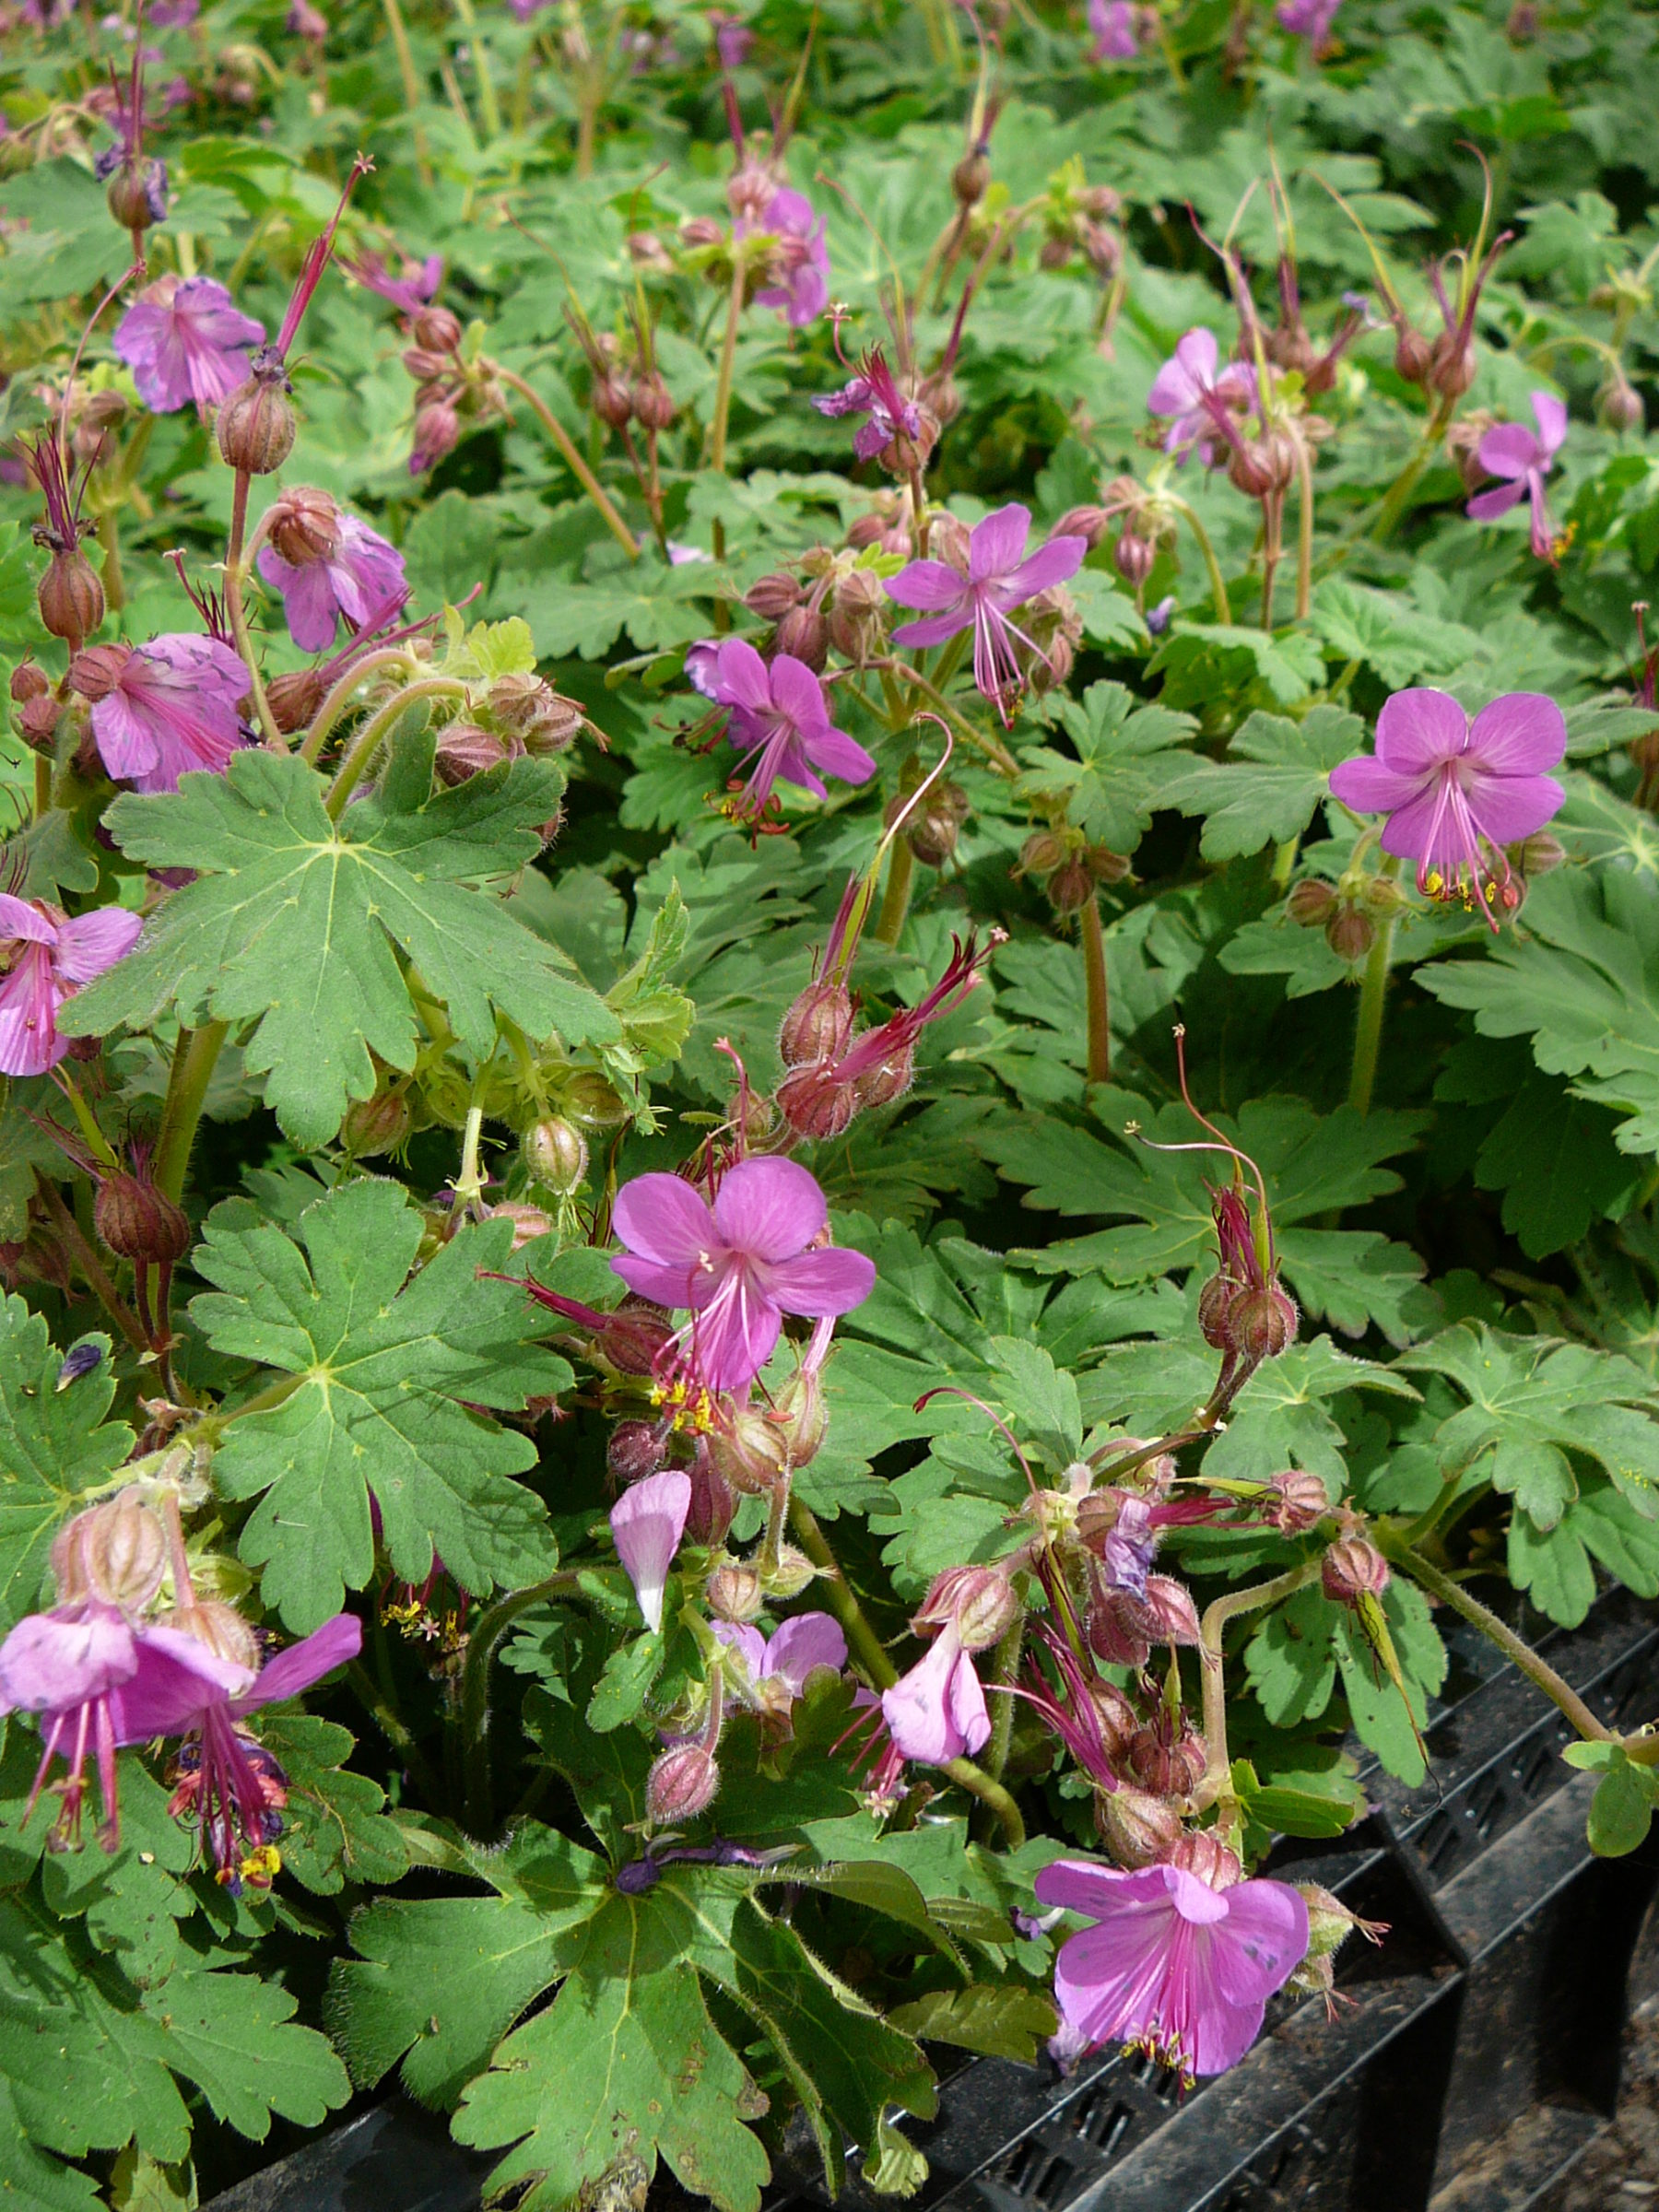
[808,726,877,784]
[113,276,265,414]
[762,1613,846,1694]
[0,894,56,945]
[712,1157,827,1264]
[610,1470,692,1632]
[104,1626,255,1742]
[1530,390,1569,456]
[712,1621,769,1675]
[0,1606,137,1712]
[612,1173,717,1268]
[970,504,1033,582]
[884,559,971,613]
[1466,480,1525,522]
[767,654,832,731]
[1462,773,1568,846]
[891,609,971,650]
[0,948,63,1077]
[997,534,1088,605]
[88,636,251,795]
[688,1281,783,1392]
[52,906,143,986]
[881,1622,990,1764]
[231,1612,362,1712]
[610,1255,702,1307]
[1373,687,1470,775]
[1327,758,1429,816]
[763,1246,877,1317]
[1465,691,1567,777]
[1147,328,1217,416]
[1473,424,1539,481]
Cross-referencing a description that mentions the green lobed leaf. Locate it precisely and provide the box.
[1162,706,1365,860]
[0,1299,134,1633]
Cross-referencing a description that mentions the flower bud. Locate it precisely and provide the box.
[630,371,677,431]
[1141,1575,1201,1646]
[1053,504,1111,550]
[1428,333,1477,400]
[434,724,511,787]
[1360,874,1408,917]
[266,666,327,735]
[340,1088,413,1157]
[1126,1720,1206,1796]
[588,373,629,430]
[913,1565,1019,1652]
[1047,859,1096,915]
[10,661,49,705]
[952,149,991,206]
[709,1410,790,1496]
[646,1742,720,1824]
[1322,1535,1390,1605]
[706,1563,765,1622]
[1096,1785,1184,1868]
[759,1543,816,1600]
[680,216,725,251]
[1517,830,1566,875]
[96,1172,192,1267]
[161,1597,261,1673]
[1018,830,1068,878]
[1113,530,1155,585]
[906,782,970,869]
[776,1063,857,1141]
[774,604,830,671]
[488,672,583,754]
[744,572,801,620]
[852,1042,913,1111]
[594,1300,673,1375]
[1228,1283,1298,1363]
[1287,877,1337,926]
[17,695,60,753]
[1600,371,1645,435]
[39,550,105,650]
[778,980,853,1068]
[523,1116,589,1194]
[217,365,298,476]
[412,397,461,474]
[1325,904,1374,961]
[488,1200,555,1251]
[1169,1829,1242,1889]
[413,304,464,354]
[52,1489,167,1613]
[402,346,453,383]
[66,643,133,702]
[827,568,888,664]
[561,1071,630,1130]
[685,1441,735,1548]
[607,1419,668,1484]
[1265,1468,1329,1534]
[1393,323,1432,386]
[106,158,169,234]
[773,1363,828,1467]
[1197,1272,1239,1353]
[267,486,340,566]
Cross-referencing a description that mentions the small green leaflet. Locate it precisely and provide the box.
[191,1179,568,1630]
[61,749,620,1148]
[1016,681,1197,854]
[1161,706,1363,861]
[0,1300,133,1633]
[1244,1580,1446,1784]
[1562,1741,1659,1858]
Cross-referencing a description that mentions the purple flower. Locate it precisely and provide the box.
[1276,0,1339,41]
[84,635,251,794]
[610,1157,876,1394]
[1466,391,1569,562]
[880,1618,991,1765]
[147,0,198,24]
[690,636,876,823]
[884,502,1087,720]
[745,187,830,328]
[813,345,925,465]
[712,9,752,65]
[1088,0,1138,58]
[1328,687,1566,928]
[611,1471,693,1633]
[1147,329,1256,465]
[342,249,444,317]
[258,513,406,653]
[1098,1492,1157,1598]
[0,896,143,1077]
[1146,594,1175,636]
[1034,1859,1310,2082]
[113,275,265,416]
[713,1612,846,1708]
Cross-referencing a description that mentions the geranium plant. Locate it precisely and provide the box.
[3,0,1659,2203]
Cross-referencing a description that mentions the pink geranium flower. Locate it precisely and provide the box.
[1328,687,1566,928]
[1277,0,1340,41]
[1147,329,1257,465]
[610,1470,693,1633]
[713,1612,846,1709]
[84,634,252,794]
[688,636,875,824]
[1088,0,1138,58]
[0,896,143,1076]
[342,248,443,316]
[880,1619,991,1765]
[112,275,264,414]
[744,187,830,327]
[813,345,925,464]
[884,502,1086,721]
[1465,391,1568,562]
[1034,1858,1310,2083]
[610,1157,876,1394]
[257,512,406,653]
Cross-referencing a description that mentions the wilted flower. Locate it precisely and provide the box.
[113,276,265,414]
[744,187,830,327]
[885,503,1086,722]
[1328,688,1567,928]
[1465,391,1569,562]
[0,896,143,1076]
[257,506,407,653]
[343,248,444,318]
[688,636,876,824]
[610,1157,875,1394]
[73,634,251,794]
[1147,329,1256,465]
[1035,1858,1310,2084]
[813,346,928,466]
[610,1470,693,1633]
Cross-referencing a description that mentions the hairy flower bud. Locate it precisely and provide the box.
[646,1742,720,1824]
[1517,830,1565,875]
[710,1410,790,1496]
[1325,904,1374,962]
[1600,371,1645,435]
[1196,1272,1239,1353]
[488,672,583,755]
[413,304,464,354]
[1361,874,1408,918]
[1113,529,1156,585]
[488,1200,556,1251]
[1047,858,1096,915]
[773,1364,828,1467]
[1126,1719,1206,1796]
[161,1597,262,1673]
[685,1441,735,1548]
[1393,323,1432,386]
[1097,1785,1184,1868]
[779,980,853,1068]
[266,666,327,736]
[1053,504,1111,550]
[706,1562,765,1623]
[1169,1829,1242,1889]
[96,1172,192,1267]
[39,550,105,651]
[266,486,340,566]
[776,1062,857,1140]
[523,1117,589,1194]
[853,1042,914,1112]
[1141,1575,1201,1646]
[913,1565,1019,1652]
[1018,830,1068,878]
[952,149,991,206]
[607,1419,668,1484]
[759,1543,817,1600]
[434,724,510,787]
[1265,1468,1329,1534]
[217,362,298,476]
[10,661,49,706]
[52,1489,167,1613]
[774,604,830,671]
[340,1088,413,1157]
[1322,1535,1390,1605]
[1287,877,1337,926]
[630,371,677,431]
[744,572,801,621]
[1228,1283,1299,1364]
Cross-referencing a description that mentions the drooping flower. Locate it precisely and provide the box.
[744,187,830,328]
[1034,1858,1310,2083]
[72,634,251,794]
[688,636,876,824]
[257,506,407,653]
[1465,392,1569,562]
[342,248,444,317]
[611,1470,694,1633]
[0,896,143,1077]
[711,9,752,66]
[610,1157,876,1395]
[1276,0,1340,44]
[880,1618,991,1764]
[813,346,927,465]
[713,1612,846,1710]
[1088,0,1138,58]
[1328,687,1566,927]
[113,276,265,415]
[1147,329,1256,465]
[886,504,1087,721]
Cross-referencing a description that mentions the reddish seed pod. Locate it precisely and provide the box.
[706,1563,764,1623]
[95,1173,192,1268]
[434,724,511,786]
[1046,859,1096,915]
[52,1489,167,1613]
[267,485,340,566]
[65,644,130,702]
[774,604,829,671]
[952,150,991,206]
[1393,324,1433,386]
[1287,878,1338,926]
[775,1062,857,1141]
[1322,1535,1390,1605]
[18,695,59,753]
[10,662,49,705]
[38,550,105,650]
[340,1088,413,1156]
[709,1410,791,1496]
[1228,1284,1299,1364]
[1325,905,1375,962]
[778,980,853,1068]
[1097,1785,1184,1869]
[217,370,297,476]
[684,1440,735,1548]
[1170,1830,1242,1889]
[1054,504,1112,549]
[266,667,326,735]
[593,375,634,429]
[630,371,677,430]
[607,1418,668,1484]
[646,1743,720,1824]
[1265,1468,1330,1535]
[853,1043,913,1111]
[912,1565,1019,1651]
[1113,529,1156,585]
[401,345,453,382]
[1429,334,1477,400]
[413,305,464,355]
[744,571,802,620]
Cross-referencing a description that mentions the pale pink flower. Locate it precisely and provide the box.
[713,1613,846,1707]
[880,1618,991,1765]
[87,634,251,794]
[884,502,1086,720]
[1466,391,1569,561]
[113,275,265,414]
[610,1471,693,1633]
[1147,328,1257,465]
[1034,1858,1310,2081]
[257,512,407,653]
[1277,0,1340,42]
[0,896,142,1076]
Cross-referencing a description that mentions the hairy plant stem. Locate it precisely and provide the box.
[1081,894,1111,1087]
[1367,398,1455,547]
[33,1174,147,1352]
[1259,490,1284,631]
[493,364,639,559]
[34,758,51,820]
[786,1494,1025,1847]
[449,0,500,139]
[323,677,468,820]
[1194,1558,1324,1832]
[1377,1532,1613,1745]
[155,1020,229,1206]
[224,475,283,750]
[300,648,423,768]
[97,510,125,613]
[908,463,931,559]
[1347,855,1401,1116]
[709,252,747,477]
[1295,444,1314,621]
[349,1656,444,1805]
[1168,496,1231,625]
[874,835,914,947]
[460,1571,581,1834]
[982,1616,1025,1783]
[381,0,433,185]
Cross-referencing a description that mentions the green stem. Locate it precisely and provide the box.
[709,253,747,477]
[1194,1559,1324,1822]
[97,511,125,614]
[324,678,467,821]
[55,1071,120,1170]
[1295,443,1314,622]
[1347,858,1400,1116]
[874,836,914,947]
[224,474,283,752]
[450,0,500,139]
[1378,1532,1612,1745]
[1367,399,1454,547]
[34,758,51,821]
[382,0,434,186]
[493,364,638,559]
[1169,497,1231,625]
[941,1756,1025,1848]
[300,648,422,768]
[888,663,1018,776]
[788,1495,896,1688]
[1081,894,1111,1087]
[460,1571,579,1834]
[982,1615,1024,1783]
[155,1020,229,1207]
[32,1175,147,1352]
